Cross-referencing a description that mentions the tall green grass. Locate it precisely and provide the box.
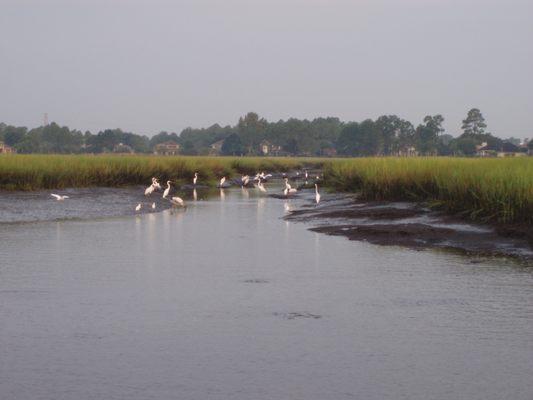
[0,154,324,191]
[324,157,533,224]
[3,154,532,225]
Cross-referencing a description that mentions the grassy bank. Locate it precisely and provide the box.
[2,154,532,225]
[0,154,324,191]
[325,157,533,224]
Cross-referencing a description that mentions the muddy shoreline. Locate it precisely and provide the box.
[285,195,533,262]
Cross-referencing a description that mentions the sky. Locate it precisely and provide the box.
[1,0,532,139]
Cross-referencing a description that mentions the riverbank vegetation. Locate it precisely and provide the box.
[0,154,323,191]
[2,154,532,226]
[324,157,533,224]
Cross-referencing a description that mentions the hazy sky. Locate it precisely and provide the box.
[1,0,532,138]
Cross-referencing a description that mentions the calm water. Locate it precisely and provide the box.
[1,186,532,400]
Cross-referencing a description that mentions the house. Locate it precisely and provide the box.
[154,141,180,156]
[113,143,134,154]
[259,140,282,156]
[321,147,337,157]
[209,139,225,155]
[476,141,526,157]
[0,141,15,154]
[475,142,494,157]
[397,146,418,157]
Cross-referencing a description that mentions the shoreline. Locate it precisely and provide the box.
[286,194,533,263]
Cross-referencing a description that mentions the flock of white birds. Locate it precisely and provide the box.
[50,170,321,212]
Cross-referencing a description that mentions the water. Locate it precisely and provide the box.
[1,186,532,400]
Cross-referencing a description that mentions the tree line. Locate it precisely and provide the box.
[0,109,529,156]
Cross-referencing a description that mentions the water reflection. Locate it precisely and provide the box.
[1,186,532,400]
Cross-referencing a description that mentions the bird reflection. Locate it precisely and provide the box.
[193,188,198,201]
[220,189,225,201]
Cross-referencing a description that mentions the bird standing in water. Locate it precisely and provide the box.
[257,180,267,193]
[144,183,155,196]
[315,184,321,204]
[170,196,185,207]
[162,181,171,199]
[193,172,198,186]
[152,177,162,191]
[284,178,297,196]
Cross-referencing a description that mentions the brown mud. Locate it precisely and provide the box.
[285,196,533,262]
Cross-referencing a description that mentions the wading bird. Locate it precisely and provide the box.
[217,176,226,188]
[135,203,142,211]
[193,172,198,186]
[152,177,162,191]
[241,175,250,187]
[51,193,69,201]
[257,180,267,193]
[144,183,155,196]
[170,196,185,207]
[152,202,156,209]
[162,181,171,199]
[315,184,321,204]
[283,178,297,196]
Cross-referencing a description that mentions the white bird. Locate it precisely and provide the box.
[135,203,142,211]
[152,177,162,191]
[151,202,156,209]
[305,170,309,179]
[144,184,155,196]
[257,180,267,192]
[162,181,171,198]
[315,184,321,204]
[283,178,297,196]
[51,193,69,201]
[193,172,198,186]
[219,177,226,186]
[241,175,250,187]
[170,196,185,207]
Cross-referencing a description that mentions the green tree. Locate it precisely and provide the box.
[3,126,28,146]
[462,108,487,136]
[221,133,244,156]
[415,115,444,155]
[451,137,478,156]
[375,115,415,155]
[336,120,382,156]
[237,112,267,154]
[180,140,197,155]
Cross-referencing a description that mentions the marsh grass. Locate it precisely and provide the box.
[0,154,323,191]
[2,154,532,225]
[324,157,533,224]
